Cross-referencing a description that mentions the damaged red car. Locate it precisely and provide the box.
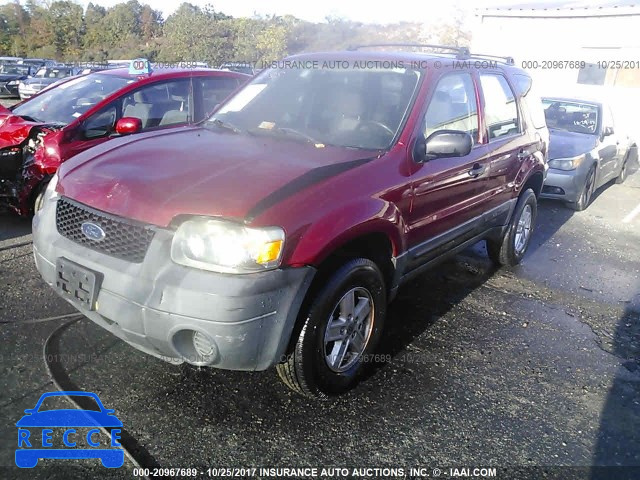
[0,65,249,215]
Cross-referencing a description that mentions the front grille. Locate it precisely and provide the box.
[56,197,156,263]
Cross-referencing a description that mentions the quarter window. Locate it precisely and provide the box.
[424,73,479,143]
[480,74,520,140]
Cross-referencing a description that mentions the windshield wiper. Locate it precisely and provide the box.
[275,127,321,144]
[208,118,242,134]
[248,126,321,145]
[19,115,41,122]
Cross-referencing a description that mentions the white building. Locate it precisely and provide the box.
[472,1,640,137]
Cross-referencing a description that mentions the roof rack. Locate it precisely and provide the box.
[348,43,471,58]
[467,53,515,65]
[347,43,516,65]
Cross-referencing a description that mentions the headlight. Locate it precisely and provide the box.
[44,173,59,202]
[171,218,285,274]
[548,154,585,171]
[7,80,19,85]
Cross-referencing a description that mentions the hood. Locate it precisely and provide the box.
[0,74,25,82]
[16,410,123,428]
[58,126,379,227]
[0,113,42,149]
[22,77,58,88]
[548,129,599,159]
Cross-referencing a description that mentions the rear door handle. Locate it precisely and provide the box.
[468,163,486,177]
[517,149,528,161]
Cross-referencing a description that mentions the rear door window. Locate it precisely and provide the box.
[480,74,520,140]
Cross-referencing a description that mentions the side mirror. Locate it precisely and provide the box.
[414,130,473,163]
[603,126,614,137]
[115,117,142,135]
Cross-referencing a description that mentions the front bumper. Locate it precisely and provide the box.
[19,87,38,99]
[540,167,587,203]
[33,196,315,371]
[0,82,19,97]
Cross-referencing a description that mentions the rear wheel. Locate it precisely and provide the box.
[276,258,386,399]
[487,188,537,267]
[570,165,596,211]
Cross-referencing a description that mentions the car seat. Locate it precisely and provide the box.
[123,91,153,128]
[157,82,190,126]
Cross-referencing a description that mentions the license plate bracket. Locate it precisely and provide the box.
[55,258,102,311]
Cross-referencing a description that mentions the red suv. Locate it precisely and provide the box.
[33,46,547,398]
[0,63,248,215]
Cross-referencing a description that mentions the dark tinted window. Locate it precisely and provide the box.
[480,74,520,140]
[198,77,240,116]
[577,63,607,86]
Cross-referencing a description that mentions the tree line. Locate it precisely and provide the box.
[0,0,470,66]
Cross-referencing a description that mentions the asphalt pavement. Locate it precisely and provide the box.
[0,165,639,480]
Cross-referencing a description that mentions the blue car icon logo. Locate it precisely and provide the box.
[15,391,124,468]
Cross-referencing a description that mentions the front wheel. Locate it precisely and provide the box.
[615,157,629,184]
[487,188,537,267]
[569,165,596,211]
[276,258,386,399]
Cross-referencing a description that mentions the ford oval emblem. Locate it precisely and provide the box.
[81,222,106,241]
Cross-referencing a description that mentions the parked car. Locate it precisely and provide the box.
[33,47,546,398]
[540,97,634,210]
[18,58,56,69]
[18,66,81,100]
[0,62,249,215]
[219,62,255,75]
[0,63,35,98]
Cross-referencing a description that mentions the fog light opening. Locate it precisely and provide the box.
[171,329,219,366]
[193,331,215,357]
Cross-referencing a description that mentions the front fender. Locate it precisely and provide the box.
[286,198,407,267]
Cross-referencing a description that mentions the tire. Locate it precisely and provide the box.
[487,188,537,267]
[276,258,386,399]
[615,156,629,184]
[32,180,50,214]
[569,165,596,211]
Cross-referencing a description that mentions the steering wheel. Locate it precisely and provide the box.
[357,121,394,137]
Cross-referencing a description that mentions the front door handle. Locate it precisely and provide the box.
[468,163,486,177]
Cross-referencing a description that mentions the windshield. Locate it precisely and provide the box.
[542,99,599,135]
[13,73,133,124]
[35,67,73,79]
[0,64,30,75]
[209,64,421,150]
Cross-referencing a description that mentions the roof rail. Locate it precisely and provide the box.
[348,43,471,58]
[467,53,515,65]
